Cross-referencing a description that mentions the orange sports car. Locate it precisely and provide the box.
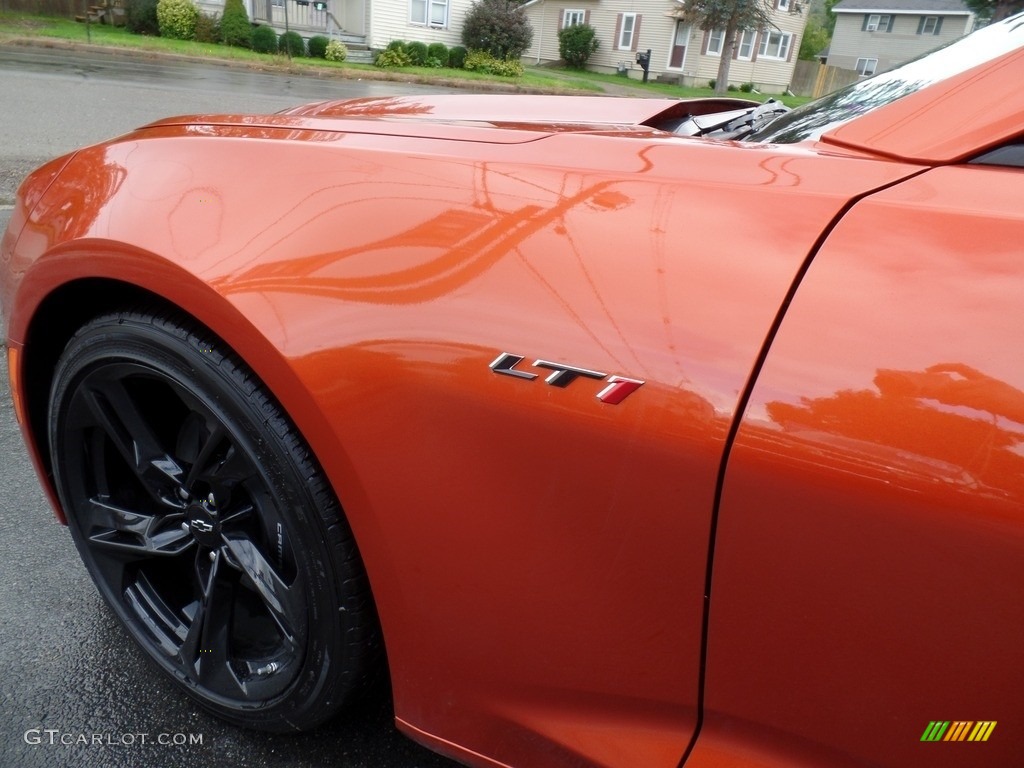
[2,15,1022,768]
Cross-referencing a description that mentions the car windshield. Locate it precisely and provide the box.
[748,13,1024,144]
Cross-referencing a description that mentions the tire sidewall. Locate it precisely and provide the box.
[48,314,352,731]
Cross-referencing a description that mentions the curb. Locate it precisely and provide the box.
[0,36,607,96]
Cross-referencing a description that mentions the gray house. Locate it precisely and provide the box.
[521,0,808,92]
[828,0,974,75]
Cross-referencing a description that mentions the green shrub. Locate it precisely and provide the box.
[708,78,716,89]
[252,24,277,53]
[727,84,739,92]
[490,56,523,76]
[462,49,492,72]
[405,40,428,65]
[279,30,306,56]
[557,22,598,69]
[308,35,329,58]
[739,81,755,93]
[427,42,448,64]
[125,0,160,35]
[220,0,252,47]
[462,49,523,76]
[461,0,533,59]
[448,45,467,68]
[156,0,198,39]
[375,47,411,67]
[325,39,348,61]
[193,11,219,43]
[386,39,406,51]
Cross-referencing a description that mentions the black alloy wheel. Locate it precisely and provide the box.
[48,310,379,731]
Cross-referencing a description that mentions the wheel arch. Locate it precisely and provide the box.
[17,274,381,608]
[21,272,342,493]
[19,277,148,517]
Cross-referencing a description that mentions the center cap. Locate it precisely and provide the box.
[186,504,221,547]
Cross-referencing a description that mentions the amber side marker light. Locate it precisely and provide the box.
[7,346,25,426]
[921,721,997,742]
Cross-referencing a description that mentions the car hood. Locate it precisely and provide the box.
[141,94,764,143]
[280,93,757,126]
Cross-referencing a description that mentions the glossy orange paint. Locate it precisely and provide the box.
[10,17,1024,754]
[823,43,1024,163]
[694,165,1024,766]
[0,97,925,767]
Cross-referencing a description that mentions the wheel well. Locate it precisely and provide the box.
[21,278,390,706]
[22,279,178,482]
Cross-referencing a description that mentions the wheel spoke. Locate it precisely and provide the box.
[179,551,248,699]
[220,502,255,526]
[223,533,304,645]
[184,424,257,501]
[84,497,192,557]
[80,374,186,507]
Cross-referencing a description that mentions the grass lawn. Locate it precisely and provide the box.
[536,65,813,108]
[0,11,811,105]
[0,12,600,92]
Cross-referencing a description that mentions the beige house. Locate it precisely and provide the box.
[828,0,975,75]
[521,0,808,92]
[215,0,475,54]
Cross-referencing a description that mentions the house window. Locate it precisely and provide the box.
[865,14,892,31]
[758,30,792,60]
[737,29,756,59]
[706,28,724,56]
[410,0,448,27]
[563,9,585,27]
[617,13,639,50]
[855,57,877,76]
[919,15,942,34]
[778,0,790,11]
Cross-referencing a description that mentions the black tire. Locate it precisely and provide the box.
[48,310,380,732]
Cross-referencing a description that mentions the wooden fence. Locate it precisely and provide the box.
[790,59,861,98]
[3,0,82,15]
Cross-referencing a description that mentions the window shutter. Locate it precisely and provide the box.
[861,14,868,30]
[934,17,943,34]
[916,17,925,34]
[787,33,795,61]
[751,31,759,62]
[886,16,894,32]
[584,10,590,25]
[614,14,623,48]
[558,11,564,31]
[632,15,642,51]
[701,29,710,54]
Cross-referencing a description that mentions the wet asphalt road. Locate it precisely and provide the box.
[0,44,460,768]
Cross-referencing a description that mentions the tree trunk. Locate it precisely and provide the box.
[714,18,739,95]
[993,0,1024,21]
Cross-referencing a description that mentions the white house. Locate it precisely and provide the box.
[828,0,974,75]
[213,0,475,52]
[521,0,808,92]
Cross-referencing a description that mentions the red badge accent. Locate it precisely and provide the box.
[596,376,645,405]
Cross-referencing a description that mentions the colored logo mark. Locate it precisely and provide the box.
[921,721,996,742]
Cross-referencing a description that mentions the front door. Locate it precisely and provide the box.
[670,21,689,68]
